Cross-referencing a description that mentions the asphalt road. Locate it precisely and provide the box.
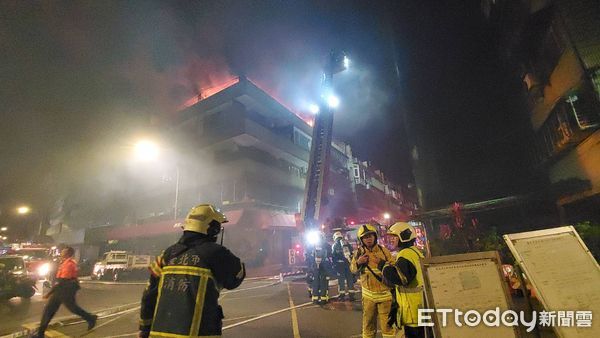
[0,280,146,336]
[2,277,370,338]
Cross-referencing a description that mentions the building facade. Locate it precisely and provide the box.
[85,77,417,267]
[483,0,600,222]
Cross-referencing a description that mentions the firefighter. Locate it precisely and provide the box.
[331,231,355,301]
[138,204,245,338]
[34,246,97,338]
[306,231,332,305]
[351,224,395,338]
[382,222,425,338]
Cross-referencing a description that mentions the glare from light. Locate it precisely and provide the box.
[17,206,31,215]
[1,236,7,240]
[305,230,321,246]
[327,95,340,108]
[309,104,320,114]
[0,227,7,231]
[343,56,350,69]
[383,213,390,220]
[134,140,160,161]
[37,263,51,277]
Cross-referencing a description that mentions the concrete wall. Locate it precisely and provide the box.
[550,129,600,194]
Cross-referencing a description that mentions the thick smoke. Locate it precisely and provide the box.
[1,1,402,221]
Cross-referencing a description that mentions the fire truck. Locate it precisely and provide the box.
[11,243,58,280]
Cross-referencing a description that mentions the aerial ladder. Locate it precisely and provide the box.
[301,51,349,233]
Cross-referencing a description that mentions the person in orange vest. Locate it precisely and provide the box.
[34,246,97,338]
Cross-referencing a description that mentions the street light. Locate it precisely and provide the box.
[383,213,390,221]
[134,140,160,161]
[133,139,181,219]
[17,206,30,215]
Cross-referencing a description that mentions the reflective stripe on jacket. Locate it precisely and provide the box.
[140,234,245,337]
[350,244,393,300]
[395,246,424,327]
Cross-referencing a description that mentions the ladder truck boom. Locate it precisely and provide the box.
[301,51,348,231]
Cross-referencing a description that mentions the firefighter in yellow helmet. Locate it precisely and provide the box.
[351,223,396,338]
[138,204,245,338]
[382,222,425,338]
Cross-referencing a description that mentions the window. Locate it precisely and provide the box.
[293,128,311,151]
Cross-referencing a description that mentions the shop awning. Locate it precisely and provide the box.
[102,208,293,241]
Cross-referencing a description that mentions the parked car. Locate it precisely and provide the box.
[0,255,36,301]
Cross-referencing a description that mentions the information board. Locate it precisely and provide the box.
[422,251,518,338]
[504,226,600,338]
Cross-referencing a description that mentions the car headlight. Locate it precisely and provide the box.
[37,263,51,277]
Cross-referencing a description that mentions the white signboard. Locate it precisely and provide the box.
[504,226,600,338]
[422,251,518,338]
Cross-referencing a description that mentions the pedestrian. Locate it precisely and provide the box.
[138,204,245,338]
[331,231,355,301]
[34,246,97,338]
[351,223,396,338]
[382,222,425,338]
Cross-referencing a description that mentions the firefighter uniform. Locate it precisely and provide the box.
[331,231,355,300]
[351,224,395,338]
[307,233,332,304]
[139,204,245,338]
[382,222,425,338]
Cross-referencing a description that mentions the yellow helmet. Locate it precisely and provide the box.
[388,222,416,243]
[182,204,228,235]
[333,231,343,241]
[357,223,378,240]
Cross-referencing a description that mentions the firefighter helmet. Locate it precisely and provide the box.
[388,222,417,243]
[357,223,378,240]
[182,204,228,235]
[333,231,343,241]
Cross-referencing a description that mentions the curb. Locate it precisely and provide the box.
[1,302,140,338]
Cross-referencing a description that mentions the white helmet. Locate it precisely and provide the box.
[333,231,343,241]
[388,222,417,243]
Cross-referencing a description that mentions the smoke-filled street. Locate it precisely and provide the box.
[1,277,371,338]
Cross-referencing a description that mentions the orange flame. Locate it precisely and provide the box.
[178,77,240,110]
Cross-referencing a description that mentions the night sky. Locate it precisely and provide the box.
[1,0,534,211]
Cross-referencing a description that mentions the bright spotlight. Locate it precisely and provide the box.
[134,140,160,161]
[327,95,340,108]
[37,263,51,277]
[309,104,320,114]
[305,230,321,246]
[17,206,30,215]
[343,56,350,69]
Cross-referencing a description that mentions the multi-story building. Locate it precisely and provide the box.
[482,0,600,223]
[85,76,417,267]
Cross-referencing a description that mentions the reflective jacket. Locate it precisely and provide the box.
[350,243,394,302]
[140,232,245,337]
[382,246,424,327]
